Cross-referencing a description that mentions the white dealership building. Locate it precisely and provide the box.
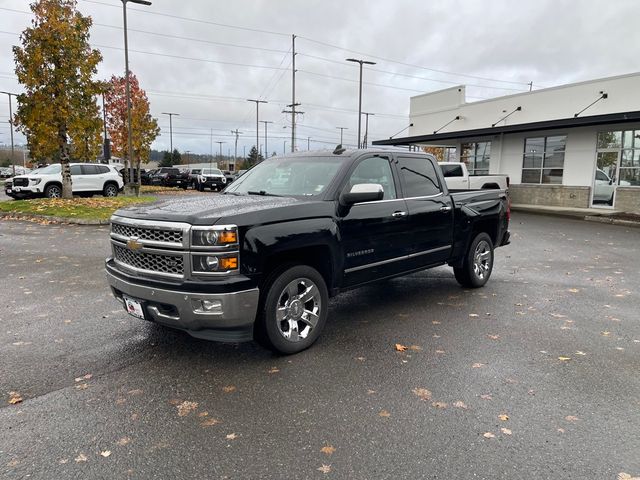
[374,72,640,213]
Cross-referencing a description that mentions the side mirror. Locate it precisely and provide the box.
[339,183,384,206]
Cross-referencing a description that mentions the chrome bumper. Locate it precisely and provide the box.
[106,268,259,342]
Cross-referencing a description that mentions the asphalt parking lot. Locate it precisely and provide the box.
[0,212,638,479]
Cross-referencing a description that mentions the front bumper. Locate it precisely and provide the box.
[106,263,259,342]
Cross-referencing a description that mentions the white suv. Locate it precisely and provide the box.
[6,163,124,199]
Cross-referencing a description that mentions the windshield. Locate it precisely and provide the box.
[225,156,343,197]
[202,168,222,175]
[34,164,61,175]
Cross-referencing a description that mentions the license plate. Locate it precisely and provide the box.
[123,295,145,319]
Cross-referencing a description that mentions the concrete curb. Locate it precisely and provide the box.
[584,215,640,228]
[0,212,109,225]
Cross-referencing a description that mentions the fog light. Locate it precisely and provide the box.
[200,299,222,313]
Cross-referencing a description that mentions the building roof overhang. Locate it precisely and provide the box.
[373,110,640,146]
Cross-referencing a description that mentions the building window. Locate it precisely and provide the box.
[460,142,490,174]
[521,135,566,184]
[621,130,640,186]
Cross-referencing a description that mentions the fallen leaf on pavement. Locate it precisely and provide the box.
[409,345,422,351]
[480,394,492,400]
[75,453,88,463]
[576,351,587,356]
[222,386,236,393]
[127,389,143,396]
[568,288,579,293]
[557,428,565,433]
[565,415,579,422]
[225,433,238,440]
[472,363,486,368]
[498,414,509,421]
[176,401,198,417]
[317,464,332,474]
[483,432,495,438]
[268,367,280,374]
[558,356,571,361]
[74,374,92,382]
[355,356,366,361]
[320,445,336,455]
[100,450,111,458]
[501,428,512,435]
[8,392,23,405]
[435,349,445,354]
[618,473,640,480]
[601,331,611,336]
[198,411,208,417]
[432,321,441,325]
[58,458,68,464]
[469,313,479,318]
[432,401,447,409]
[412,388,432,401]
[116,437,131,446]
[453,401,468,409]
[394,343,408,352]
[75,383,88,390]
[378,410,391,417]
[201,418,221,427]
[487,334,500,340]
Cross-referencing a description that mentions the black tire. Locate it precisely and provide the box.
[44,184,62,199]
[255,264,329,355]
[453,232,494,288]
[103,183,119,197]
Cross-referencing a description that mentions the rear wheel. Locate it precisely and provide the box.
[44,184,62,199]
[103,183,119,197]
[454,232,494,288]
[255,265,329,354]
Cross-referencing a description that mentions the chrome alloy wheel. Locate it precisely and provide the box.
[473,240,492,280]
[275,277,321,342]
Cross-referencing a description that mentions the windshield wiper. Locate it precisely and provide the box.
[247,190,281,197]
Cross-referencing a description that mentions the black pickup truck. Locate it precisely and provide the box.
[106,149,510,354]
[149,167,188,188]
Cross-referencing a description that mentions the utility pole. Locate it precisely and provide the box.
[184,150,190,166]
[307,137,311,151]
[161,112,179,160]
[336,126,348,146]
[0,91,16,176]
[283,140,287,155]
[281,104,303,152]
[291,35,296,152]
[231,129,242,171]
[247,99,267,160]
[122,0,152,195]
[362,112,375,148]
[259,121,273,159]
[346,58,376,148]
[209,128,213,163]
[528,81,533,92]
[215,141,225,169]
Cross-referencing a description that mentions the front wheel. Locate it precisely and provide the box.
[44,184,62,199]
[255,265,329,354]
[103,183,119,197]
[453,232,494,288]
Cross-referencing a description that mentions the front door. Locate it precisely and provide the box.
[592,151,620,207]
[338,156,411,287]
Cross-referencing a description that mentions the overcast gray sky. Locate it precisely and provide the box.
[1,0,639,157]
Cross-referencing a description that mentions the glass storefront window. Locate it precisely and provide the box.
[460,141,491,175]
[597,130,640,189]
[521,135,566,184]
[597,131,622,149]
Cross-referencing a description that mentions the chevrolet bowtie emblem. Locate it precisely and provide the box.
[127,237,143,251]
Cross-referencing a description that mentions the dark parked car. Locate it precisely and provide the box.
[149,167,188,188]
[106,149,510,354]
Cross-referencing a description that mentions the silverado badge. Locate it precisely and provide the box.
[127,237,143,251]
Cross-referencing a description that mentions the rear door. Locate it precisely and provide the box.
[338,155,411,287]
[69,164,86,192]
[396,155,454,267]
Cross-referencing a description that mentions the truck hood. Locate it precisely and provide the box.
[113,193,333,226]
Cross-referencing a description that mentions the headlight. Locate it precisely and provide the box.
[192,254,239,273]
[30,178,42,185]
[222,177,227,183]
[191,226,238,247]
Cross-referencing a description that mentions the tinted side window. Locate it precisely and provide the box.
[70,165,82,175]
[440,164,463,177]
[347,157,396,200]
[398,156,441,197]
[97,165,110,174]
[81,165,100,175]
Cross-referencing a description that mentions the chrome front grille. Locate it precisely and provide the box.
[113,244,184,278]
[112,222,184,245]
[13,178,28,187]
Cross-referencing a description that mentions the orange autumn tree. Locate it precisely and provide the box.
[104,72,159,185]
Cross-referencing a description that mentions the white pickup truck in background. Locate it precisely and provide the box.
[438,162,509,190]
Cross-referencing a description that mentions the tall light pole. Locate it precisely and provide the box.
[346,58,376,148]
[215,141,225,169]
[231,129,242,171]
[307,137,311,151]
[336,126,348,146]
[1,91,16,176]
[260,120,273,159]
[283,140,287,155]
[122,0,151,194]
[247,99,267,159]
[362,112,375,149]
[184,150,190,166]
[161,112,179,160]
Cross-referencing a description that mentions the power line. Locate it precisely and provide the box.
[297,69,426,93]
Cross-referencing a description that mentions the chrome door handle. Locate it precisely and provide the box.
[392,211,408,218]
[440,206,452,212]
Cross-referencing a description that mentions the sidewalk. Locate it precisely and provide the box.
[512,203,640,227]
